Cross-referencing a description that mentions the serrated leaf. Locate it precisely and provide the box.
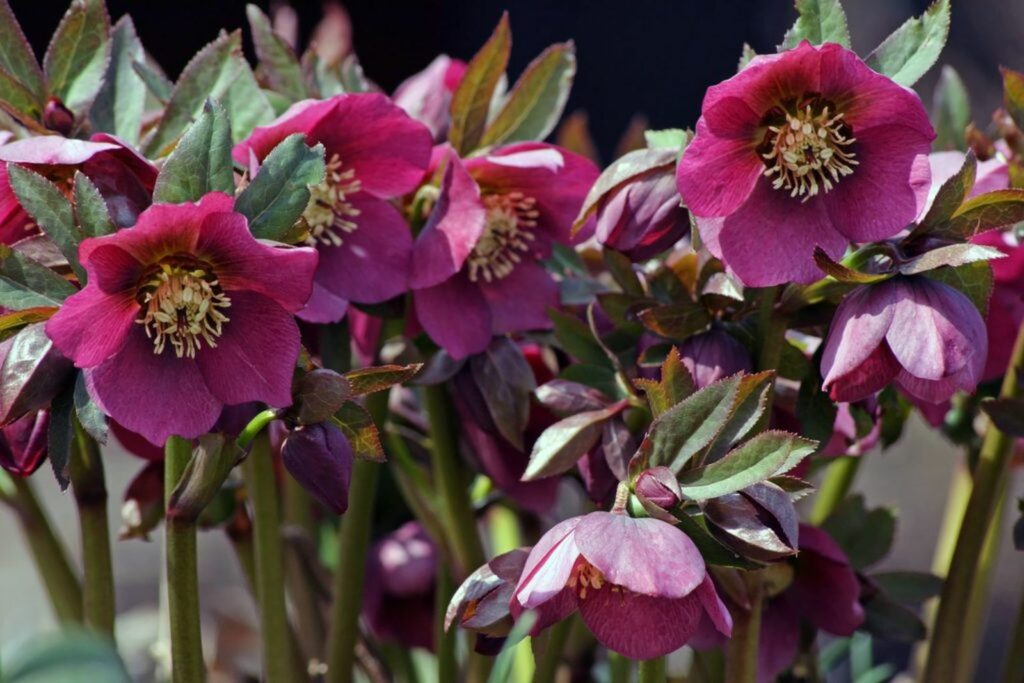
[131,59,171,103]
[43,0,111,116]
[574,146,677,233]
[1004,66,1024,130]
[700,372,775,463]
[779,0,851,50]
[933,65,969,151]
[678,431,816,500]
[0,244,77,309]
[470,338,535,451]
[899,243,1006,275]
[481,41,575,146]
[0,322,74,426]
[72,172,115,237]
[865,0,950,87]
[549,308,612,367]
[152,100,234,203]
[448,13,511,155]
[934,189,1024,239]
[926,258,993,316]
[634,346,695,417]
[738,43,757,71]
[333,401,384,462]
[223,50,275,143]
[291,368,352,425]
[246,4,306,102]
[344,363,422,396]
[523,405,620,480]
[0,67,44,120]
[0,0,45,106]
[73,370,106,444]
[638,300,711,340]
[234,133,326,241]
[6,164,86,283]
[89,15,145,145]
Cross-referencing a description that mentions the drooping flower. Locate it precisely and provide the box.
[677,327,752,389]
[511,510,732,659]
[821,276,987,404]
[0,410,48,477]
[364,522,437,650]
[973,229,1024,380]
[46,193,318,446]
[677,41,934,286]
[233,93,433,323]
[447,548,529,646]
[393,55,467,141]
[410,144,599,359]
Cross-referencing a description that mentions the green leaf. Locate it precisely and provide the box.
[779,0,851,49]
[0,244,77,309]
[677,431,816,500]
[152,100,234,203]
[73,171,115,237]
[0,0,45,105]
[1004,65,1024,130]
[73,370,107,444]
[481,41,575,146]
[47,381,74,490]
[223,50,276,143]
[861,591,926,642]
[0,307,56,342]
[549,308,612,367]
[738,43,757,71]
[470,338,535,451]
[0,67,45,120]
[333,401,385,462]
[700,372,775,463]
[523,405,620,480]
[936,189,1024,239]
[899,243,1006,275]
[6,164,86,283]
[865,0,950,87]
[43,0,112,115]
[89,15,145,145]
[812,247,889,284]
[131,58,171,102]
[448,12,511,155]
[870,571,943,603]
[638,300,711,340]
[822,494,897,569]
[574,147,677,232]
[634,347,695,417]
[603,248,645,296]
[246,4,306,102]
[0,322,74,427]
[932,65,969,151]
[672,509,759,569]
[234,133,326,241]
[645,128,690,150]
[796,359,838,448]
[290,368,352,425]
[344,363,422,396]
[914,151,976,235]
[926,260,993,317]
[0,630,131,683]
[487,610,537,683]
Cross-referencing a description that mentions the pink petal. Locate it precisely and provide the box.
[579,588,702,660]
[821,283,898,394]
[45,286,140,368]
[695,574,732,637]
[0,137,119,165]
[86,244,144,294]
[758,596,802,683]
[676,117,763,219]
[478,260,559,335]
[298,282,349,324]
[513,516,583,610]
[413,274,492,360]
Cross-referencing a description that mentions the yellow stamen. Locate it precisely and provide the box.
[567,560,608,600]
[761,102,858,201]
[136,263,230,358]
[302,153,362,247]
[467,192,539,282]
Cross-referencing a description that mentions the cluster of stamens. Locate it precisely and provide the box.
[567,560,615,600]
[302,153,362,247]
[136,262,230,358]
[466,192,539,282]
[761,101,858,200]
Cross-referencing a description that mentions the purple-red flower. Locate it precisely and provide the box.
[677,42,933,286]
[821,277,987,404]
[973,229,1024,380]
[0,410,48,477]
[393,55,467,141]
[46,193,318,445]
[364,522,437,650]
[677,328,752,389]
[511,511,732,659]
[233,94,432,323]
[410,144,599,359]
[280,421,353,514]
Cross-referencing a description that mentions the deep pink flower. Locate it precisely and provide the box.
[677,328,752,389]
[823,400,880,457]
[0,410,48,477]
[364,522,437,650]
[973,229,1024,380]
[511,511,732,659]
[393,55,467,141]
[410,144,599,359]
[46,193,318,445]
[677,42,933,286]
[821,277,986,404]
[233,94,433,323]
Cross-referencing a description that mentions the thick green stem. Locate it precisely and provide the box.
[756,286,787,424]
[534,619,572,683]
[1,474,83,623]
[243,431,304,683]
[638,656,666,683]
[810,456,862,525]
[435,561,458,683]
[609,652,631,683]
[422,383,485,577]
[923,321,1024,682]
[284,474,327,665]
[165,435,204,683]
[725,580,764,683]
[69,418,115,637]
[1001,586,1024,683]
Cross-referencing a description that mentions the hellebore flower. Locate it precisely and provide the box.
[511,511,732,659]
[595,149,688,260]
[677,328,752,389]
[410,144,599,359]
[823,400,880,457]
[677,42,934,286]
[821,277,986,404]
[393,55,467,141]
[973,229,1024,380]
[233,94,432,323]
[0,410,48,477]
[448,548,530,639]
[364,522,437,650]
[280,421,353,514]
[46,193,318,446]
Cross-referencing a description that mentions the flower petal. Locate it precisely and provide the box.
[45,286,140,368]
[297,282,349,324]
[821,282,898,397]
[513,516,583,610]
[413,274,492,360]
[579,588,702,660]
[478,260,559,335]
[676,117,763,219]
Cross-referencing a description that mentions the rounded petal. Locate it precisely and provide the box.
[281,421,353,515]
[579,588,702,660]
[676,116,763,218]
[758,595,802,682]
[574,512,705,599]
[413,274,492,360]
[513,516,583,610]
[821,283,899,398]
[298,283,349,324]
[478,260,559,335]
[45,286,140,368]
[195,291,300,407]
[695,575,732,637]
[0,137,119,164]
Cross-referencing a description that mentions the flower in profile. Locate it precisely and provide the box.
[973,229,1024,380]
[364,522,437,650]
[46,193,318,445]
[511,510,732,659]
[233,93,432,323]
[393,55,467,141]
[410,144,599,359]
[280,421,353,514]
[0,410,48,477]
[677,327,752,389]
[821,277,986,404]
[677,42,934,286]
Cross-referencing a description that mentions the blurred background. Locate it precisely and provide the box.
[2,0,1023,680]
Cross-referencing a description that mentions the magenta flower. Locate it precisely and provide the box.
[973,229,1024,380]
[677,328,752,389]
[0,410,48,477]
[393,55,467,141]
[46,193,318,445]
[821,277,986,404]
[677,42,933,286]
[233,94,432,323]
[410,144,599,359]
[511,511,732,659]
[364,522,437,650]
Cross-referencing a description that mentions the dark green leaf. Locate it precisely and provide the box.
[90,16,146,145]
[73,370,107,444]
[523,405,620,480]
[131,59,171,102]
[73,172,115,237]
[234,133,326,241]
[448,12,511,155]
[246,4,306,102]
[915,151,976,234]
[934,189,1024,239]
[981,397,1024,437]
[0,322,74,426]
[558,363,620,399]
[43,0,111,115]
[822,494,897,570]
[672,508,759,569]
[7,164,86,282]
[865,0,950,87]
[870,571,943,603]
[926,260,993,317]
[470,338,535,451]
[333,400,385,462]
[344,363,422,396]
[779,0,851,49]
[796,360,838,448]
[899,243,1005,275]
[933,65,969,151]
[47,382,74,490]
[861,591,926,642]
[638,300,711,340]
[0,0,45,107]
[0,67,44,120]
[168,434,242,521]
[549,308,612,367]
[291,368,352,425]
[152,100,234,203]
[603,248,645,296]
[0,244,77,309]
[678,431,816,500]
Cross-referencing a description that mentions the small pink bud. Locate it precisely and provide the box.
[634,466,682,509]
[43,97,74,136]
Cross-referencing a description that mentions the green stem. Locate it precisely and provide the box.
[236,408,278,450]
[69,417,115,637]
[1001,585,1024,683]
[1,474,83,623]
[242,431,304,683]
[284,474,327,665]
[165,435,204,683]
[534,619,572,683]
[923,321,1024,682]
[435,561,458,683]
[609,651,631,683]
[756,286,788,425]
[422,383,485,577]
[638,656,667,683]
[810,456,862,525]
[724,580,764,683]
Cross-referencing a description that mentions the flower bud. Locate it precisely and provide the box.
[677,328,752,389]
[43,97,74,136]
[634,466,682,509]
[0,410,48,477]
[280,421,353,515]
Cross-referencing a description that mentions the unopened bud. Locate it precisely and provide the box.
[43,97,74,136]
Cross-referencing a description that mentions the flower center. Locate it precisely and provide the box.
[136,261,231,358]
[302,153,362,247]
[760,100,858,200]
[567,560,616,600]
[466,192,538,282]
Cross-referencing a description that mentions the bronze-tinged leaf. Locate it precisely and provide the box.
[634,347,695,417]
[333,401,384,462]
[0,322,74,426]
[291,368,352,425]
[812,247,889,284]
[637,299,711,340]
[344,363,422,396]
[448,12,511,155]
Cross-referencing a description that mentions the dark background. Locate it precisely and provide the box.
[10,0,1023,161]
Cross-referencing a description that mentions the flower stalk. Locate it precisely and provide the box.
[810,456,862,525]
[637,656,666,683]
[725,576,764,683]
